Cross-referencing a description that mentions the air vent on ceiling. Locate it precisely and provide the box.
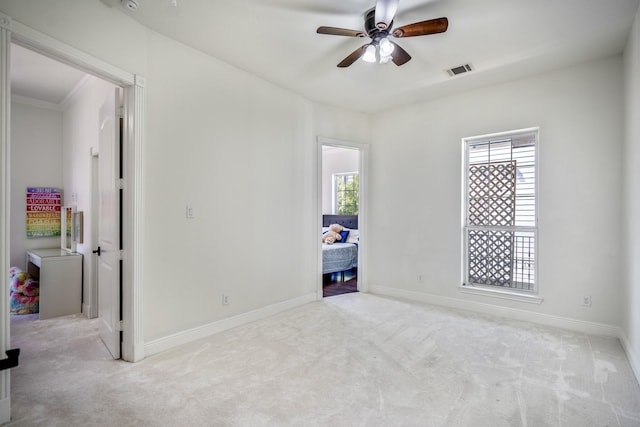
[446,63,473,77]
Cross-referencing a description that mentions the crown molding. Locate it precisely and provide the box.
[60,75,94,109]
[11,94,63,111]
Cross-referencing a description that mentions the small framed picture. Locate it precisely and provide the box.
[73,211,83,243]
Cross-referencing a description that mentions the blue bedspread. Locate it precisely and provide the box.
[322,242,358,274]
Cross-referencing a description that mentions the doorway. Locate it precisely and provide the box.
[0,18,144,366]
[8,42,121,351]
[318,137,368,299]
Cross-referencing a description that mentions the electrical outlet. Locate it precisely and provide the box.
[581,295,591,307]
[417,275,423,283]
[222,294,229,306]
[186,205,195,219]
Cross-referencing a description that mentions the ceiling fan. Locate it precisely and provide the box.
[316,0,448,67]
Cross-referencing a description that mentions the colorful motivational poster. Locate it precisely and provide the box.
[26,187,62,238]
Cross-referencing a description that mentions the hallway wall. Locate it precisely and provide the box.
[9,101,63,268]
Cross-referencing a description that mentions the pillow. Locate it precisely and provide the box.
[345,229,359,244]
[339,229,350,242]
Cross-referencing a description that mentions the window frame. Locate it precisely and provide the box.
[460,127,542,304]
[332,172,359,215]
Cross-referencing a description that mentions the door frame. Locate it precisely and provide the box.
[316,136,369,299]
[0,11,144,388]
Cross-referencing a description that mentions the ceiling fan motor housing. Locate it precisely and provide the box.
[121,0,139,12]
[364,8,393,38]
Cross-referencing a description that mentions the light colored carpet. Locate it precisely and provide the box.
[7,293,640,426]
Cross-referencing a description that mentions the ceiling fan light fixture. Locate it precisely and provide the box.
[379,38,395,56]
[362,44,377,63]
[379,54,392,64]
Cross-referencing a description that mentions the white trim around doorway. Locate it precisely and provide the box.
[0,14,145,375]
[317,136,369,300]
[0,14,13,424]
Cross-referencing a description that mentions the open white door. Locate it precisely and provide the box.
[97,89,121,359]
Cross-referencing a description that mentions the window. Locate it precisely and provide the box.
[333,173,359,215]
[463,128,538,294]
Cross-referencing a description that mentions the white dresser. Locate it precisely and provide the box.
[26,248,83,320]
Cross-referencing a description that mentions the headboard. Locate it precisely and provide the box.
[323,214,358,230]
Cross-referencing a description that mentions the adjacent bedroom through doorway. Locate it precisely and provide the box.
[321,145,360,297]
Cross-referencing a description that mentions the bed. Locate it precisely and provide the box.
[322,215,358,279]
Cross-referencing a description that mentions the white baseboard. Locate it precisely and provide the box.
[82,303,93,319]
[144,293,317,357]
[369,285,621,337]
[0,395,10,424]
[619,331,640,385]
[122,341,145,363]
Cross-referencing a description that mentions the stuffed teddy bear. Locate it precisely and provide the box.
[9,270,28,293]
[322,223,344,244]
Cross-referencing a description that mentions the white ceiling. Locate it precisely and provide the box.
[11,44,88,105]
[13,0,640,113]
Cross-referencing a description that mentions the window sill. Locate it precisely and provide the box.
[458,284,544,304]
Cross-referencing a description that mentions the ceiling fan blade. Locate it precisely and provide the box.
[374,0,399,30]
[389,41,411,66]
[337,45,368,68]
[392,17,449,38]
[317,26,366,37]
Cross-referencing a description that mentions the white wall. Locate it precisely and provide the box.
[9,101,63,268]
[0,0,374,353]
[142,31,320,341]
[369,56,624,327]
[3,1,634,371]
[322,147,360,214]
[623,6,640,379]
[62,76,119,317]
[141,34,372,342]
[313,103,370,144]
